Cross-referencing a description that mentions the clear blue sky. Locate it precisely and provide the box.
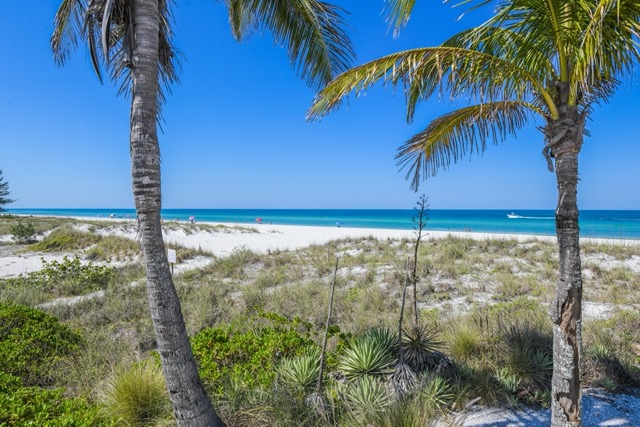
[2,2,639,210]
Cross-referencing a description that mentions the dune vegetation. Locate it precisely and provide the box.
[0,215,639,425]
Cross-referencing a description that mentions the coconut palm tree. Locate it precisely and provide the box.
[51,1,353,425]
[309,1,639,425]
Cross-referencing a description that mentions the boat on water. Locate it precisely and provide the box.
[507,212,519,218]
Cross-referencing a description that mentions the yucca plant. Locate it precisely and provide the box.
[362,327,400,354]
[390,362,417,399]
[98,361,173,427]
[342,375,391,419]
[495,367,521,407]
[506,346,553,390]
[419,375,454,412]
[338,333,396,379]
[402,324,443,373]
[279,348,321,392]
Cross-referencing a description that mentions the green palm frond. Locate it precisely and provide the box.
[384,0,416,33]
[51,0,87,66]
[574,0,640,92]
[52,0,180,115]
[309,45,550,122]
[229,0,355,89]
[396,100,539,189]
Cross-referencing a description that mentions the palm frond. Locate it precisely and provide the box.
[384,0,416,35]
[574,0,640,96]
[396,100,540,189]
[51,0,87,66]
[52,0,180,116]
[309,45,548,122]
[230,0,355,89]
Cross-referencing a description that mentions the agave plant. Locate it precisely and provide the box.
[338,333,396,380]
[278,348,321,392]
[342,375,391,418]
[401,324,443,373]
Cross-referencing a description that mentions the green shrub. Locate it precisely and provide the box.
[98,361,172,427]
[10,221,37,244]
[0,371,22,393]
[0,303,82,386]
[0,386,106,426]
[191,312,317,396]
[2,256,114,300]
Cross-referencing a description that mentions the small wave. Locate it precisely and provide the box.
[509,214,554,220]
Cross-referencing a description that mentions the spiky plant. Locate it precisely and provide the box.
[342,375,391,419]
[401,324,443,373]
[362,327,400,354]
[506,346,553,390]
[419,375,454,412]
[338,333,396,380]
[390,362,417,399]
[279,348,321,392]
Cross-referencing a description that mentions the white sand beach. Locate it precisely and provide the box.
[1,215,638,279]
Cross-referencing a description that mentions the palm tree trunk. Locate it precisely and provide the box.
[549,83,584,427]
[130,1,224,425]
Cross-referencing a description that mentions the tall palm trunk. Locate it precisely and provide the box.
[130,1,224,425]
[549,82,584,427]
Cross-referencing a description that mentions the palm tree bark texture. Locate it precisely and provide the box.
[547,81,585,427]
[130,1,223,425]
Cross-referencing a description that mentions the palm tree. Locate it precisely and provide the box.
[51,1,353,425]
[309,1,639,425]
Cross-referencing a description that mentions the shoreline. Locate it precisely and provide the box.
[8,214,640,255]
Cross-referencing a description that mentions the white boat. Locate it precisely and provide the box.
[507,212,519,218]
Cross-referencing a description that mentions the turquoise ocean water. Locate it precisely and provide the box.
[6,208,640,240]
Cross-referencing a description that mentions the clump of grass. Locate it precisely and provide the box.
[447,324,483,363]
[98,360,173,426]
[211,247,261,278]
[29,226,101,252]
[86,235,141,261]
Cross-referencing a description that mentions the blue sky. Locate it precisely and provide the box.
[2,1,639,210]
